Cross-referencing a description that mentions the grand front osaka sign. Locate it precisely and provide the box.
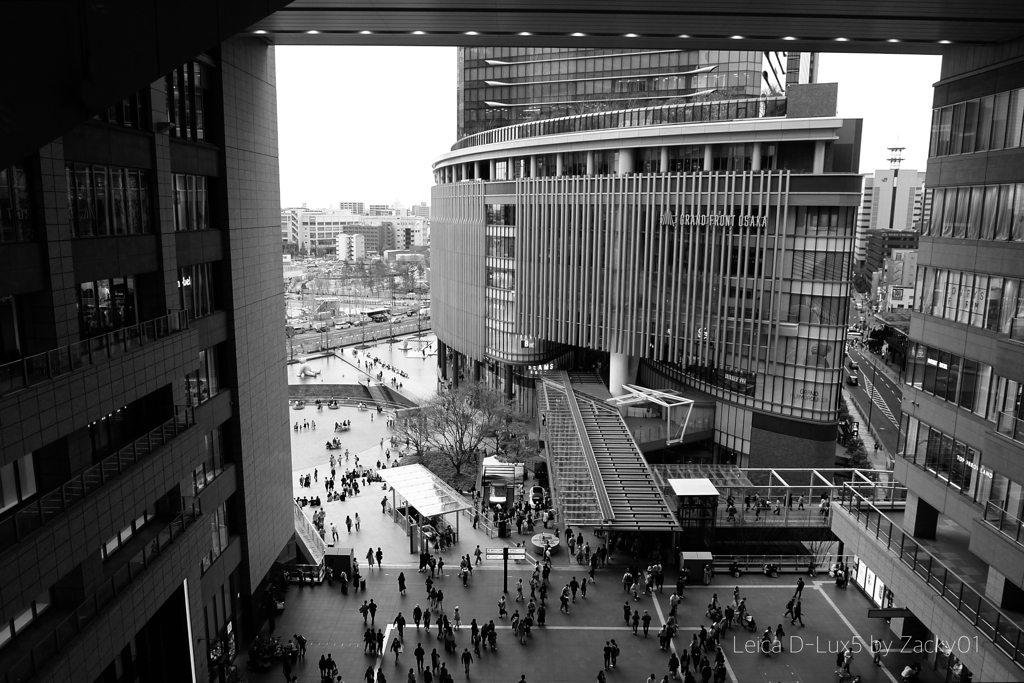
[660,210,767,229]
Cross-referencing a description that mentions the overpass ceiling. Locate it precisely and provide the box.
[249,1,1024,54]
[3,1,1024,167]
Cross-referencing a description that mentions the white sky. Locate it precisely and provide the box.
[276,47,942,209]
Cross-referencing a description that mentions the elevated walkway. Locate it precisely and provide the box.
[537,373,677,531]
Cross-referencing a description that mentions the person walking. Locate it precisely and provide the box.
[382,495,388,513]
[642,610,653,636]
[516,579,524,602]
[784,597,795,620]
[632,609,641,635]
[369,599,378,624]
[355,512,361,530]
[294,633,307,657]
[791,600,803,626]
[376,547,384,568]
[398,572,407,595]
[570,577,580,602]
[603,642,613,670]
[394,613,407,640]
[871,637,883,666]
[461,648,474,676]
[415,643,426,671]
[391,635,403,664]
[668,652,680,680]
[346,516,353,533]
[474,545,482,565]
[367,547,376,569]
[794,578,804,599]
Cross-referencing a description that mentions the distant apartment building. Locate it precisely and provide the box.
[335,232,366,262]
[279,207,384,253]
[389,217,429,249]
[338,201,365,214]
[854,168,924,267]
[411,202,430,219]
[881,249,919,311]
[368,204,397,217]
[344,223,395,256]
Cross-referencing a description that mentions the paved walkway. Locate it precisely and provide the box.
[247,433,948,683]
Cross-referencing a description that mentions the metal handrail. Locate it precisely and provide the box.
[983,500,1024,548]
[0,310,189,398]
[450,96,788,151]
[4,501,202,683]
[837,484,1024,670]
[0,405,196,552]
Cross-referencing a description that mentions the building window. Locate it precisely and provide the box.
[173,175,211,231]
[0,453,37,515]
[0,163,33,242]
[179,263,217,319]
[100,509,153,560]
[76,277,138,340]
[486,266,515,290]
[185,345,221,407]
[486,204,516,226]
[0,295,20,364]
[0,590,51,651]
[201,503,230,573]
[166,60,212,142]
[65,164,151,237]
[190,427,226,495]
[96,89,149,130]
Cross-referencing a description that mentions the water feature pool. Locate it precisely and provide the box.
[289,333,439,401]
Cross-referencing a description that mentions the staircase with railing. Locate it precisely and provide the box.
[293,500,327,566]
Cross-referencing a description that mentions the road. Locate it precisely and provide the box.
[845,344,903,455]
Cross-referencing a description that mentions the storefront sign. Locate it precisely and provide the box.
[956,454,992,478]
[660,211,767,229]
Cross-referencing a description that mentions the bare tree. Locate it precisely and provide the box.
[393,381,534,478]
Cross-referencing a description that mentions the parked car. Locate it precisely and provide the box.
[529,486,546,508]
[335,321,352,329]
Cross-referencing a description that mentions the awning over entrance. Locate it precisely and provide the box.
[377,464,473,518]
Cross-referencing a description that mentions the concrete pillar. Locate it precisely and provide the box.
[473,160,481,180]
[617,148,635,175]
[489,159,496,179]
[586,151,595,175]
[813,140,826,174]
[462,162,470,181]
[556,153,564,176]
[437,340,448,380]
[608,352,639,397]
[703,144,714,172]
[660,146,669,174]
[504,364,514,400]
[751,142,762,171]
[529,155,537,178]
[903,491,938,539]
[474,360,482,382]
[452,351,461,388]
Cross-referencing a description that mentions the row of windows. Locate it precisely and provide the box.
[100,509,153,560]
[190,428,226,496]
[486,235,515,258]
[906,342,997,418]
[166,60,210,142]
[486,266,515,290]
[793,206,857,236]
[463,49,762,74]
[900,416,988,503]
[486,204,516,226]
[464,70,758,102]
[0,589,50,651]
[77,276,138,341]
[928,87,1024,158]
[788,251,852,282]
[916,267,1024,335]
[179,262,218,320]
[0,164,32,243]
[784,295,849,326]
[173,174,211,232]
[66,163,152,237]
[95,90,149,131]
[925,184,1024,241]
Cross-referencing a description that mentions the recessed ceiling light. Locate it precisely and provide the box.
[255,30,267,35]
[731,35,743,40]
[519,32,532,36]
[465,31,479,35]
[887,38,900,43]
[783,36,797,41]
[360,30,372,35]
[307,30,319,34]
[412,31,425,35]
[625,34,638,38]
[939,40,952,44]
[835,37,849,42]
[679,34,690,39]
[572,33,586,37]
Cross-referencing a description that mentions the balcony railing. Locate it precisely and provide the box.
[4,501,202,683]
[837,485,1024,671]
[997,411,1024,445]
[450,96,787,151]
[0,405,196,552]
[0,310,188,398]
[983,500,1024,549]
